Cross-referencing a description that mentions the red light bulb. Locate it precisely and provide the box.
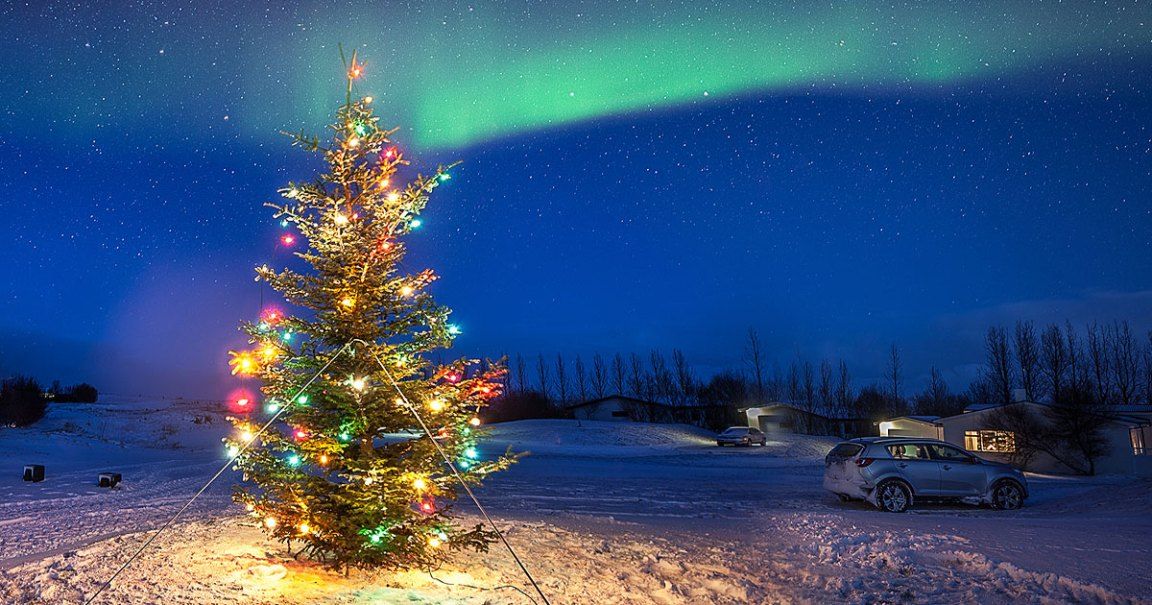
[281,234,296,246]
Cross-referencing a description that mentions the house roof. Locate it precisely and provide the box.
[951,401,1150,427]
[742,403,867,422]
[884,415,940,425]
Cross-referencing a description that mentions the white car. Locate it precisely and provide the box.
[716,426,767,447]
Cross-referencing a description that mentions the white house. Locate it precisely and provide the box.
[744,403,870,437]
[879,402,1152,476]
[568,395,660,422]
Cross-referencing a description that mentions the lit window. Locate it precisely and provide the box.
[964,430,1016,453]
[1133,428,1148,456]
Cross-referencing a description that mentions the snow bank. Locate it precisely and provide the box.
[0,516,766,605]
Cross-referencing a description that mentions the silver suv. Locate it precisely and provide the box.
[823,437,1028,513]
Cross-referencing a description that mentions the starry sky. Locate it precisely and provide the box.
[1,1,1151,398]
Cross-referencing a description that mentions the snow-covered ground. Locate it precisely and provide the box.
[2,401,1150,604]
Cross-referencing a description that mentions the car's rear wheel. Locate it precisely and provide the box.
[876,480,911,513]
[990,481,1024,510]
[837,494,851,503]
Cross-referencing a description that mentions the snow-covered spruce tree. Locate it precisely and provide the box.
[225,54,513,572]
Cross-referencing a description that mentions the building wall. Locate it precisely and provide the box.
[744,405,867,437]
[938,405,1152,476]
[571,398,635,422]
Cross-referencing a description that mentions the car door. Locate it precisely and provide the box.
[927,444,987,496]
[885,443,942,496]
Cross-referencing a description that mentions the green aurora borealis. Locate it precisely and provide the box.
[6,1,1150,150]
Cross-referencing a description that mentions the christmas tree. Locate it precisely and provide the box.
[225,52,514,572]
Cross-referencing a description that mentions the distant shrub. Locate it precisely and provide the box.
[52,382,99,403]
[1,376,48,426]
[482,390,560,423]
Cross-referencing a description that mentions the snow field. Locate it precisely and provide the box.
[2,400,1150,604]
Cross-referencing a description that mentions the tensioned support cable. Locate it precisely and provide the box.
[360,339,552,605]
[84,340,357,604]
[84,339,551,605]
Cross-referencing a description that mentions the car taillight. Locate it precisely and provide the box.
[855,457,875,467]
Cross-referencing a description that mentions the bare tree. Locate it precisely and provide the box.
[1065,321,1091,403]
[590,353,608,399]
[554,354,570,406]
[744,328,767,403]
[611,353,627,396]
[1111,320,1140,406]
[513,353,529,394]
[628,353,648,401]
[649,351,676,405]
[1143,331,1152,405]
[574,355,589,403]
[1015,320,1041,402]
[984,327,1014,404]
[800,360,817,432]
[1040,324,1069,404]
[786,361,802,405]
[671,349,695,404]
[535,354,551,401]
[885,344,904,406]
[626,354,654,419]
[1087,322,1114,404]
[835,360,853,418]
[765,362,784,402]
[914,366,964,417]
[818,359,834,415]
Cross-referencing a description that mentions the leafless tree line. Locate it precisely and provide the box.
[509,350,700,408]
[976,320,1152,407]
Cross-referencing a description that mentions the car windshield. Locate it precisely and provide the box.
[721,428,747,435]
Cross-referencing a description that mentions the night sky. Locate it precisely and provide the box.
[2,1,1150,398]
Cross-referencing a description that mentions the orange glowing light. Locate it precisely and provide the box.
[229,351,257,376]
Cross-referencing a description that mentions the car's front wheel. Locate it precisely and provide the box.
[876,480,912,513]
[990,481,1024,510]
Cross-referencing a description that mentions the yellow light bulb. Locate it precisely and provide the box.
[340,297,355,308]
[413,477,427,491]
[363,96,373,104]
[364,477,374,486]
[378,178,390,189]
[245,503,255,512]
[299,523,311,535]
[347,137,361,148]
[350,377,367,391]
[400,285,414,297]
[334,213,349,226]
[386,191,400,203]
[428,537,441,548]
[260,344,278,361]
[428,398,445,412]
[240,430,254,442]
[469,417,481,427]
[264,516,277,529]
